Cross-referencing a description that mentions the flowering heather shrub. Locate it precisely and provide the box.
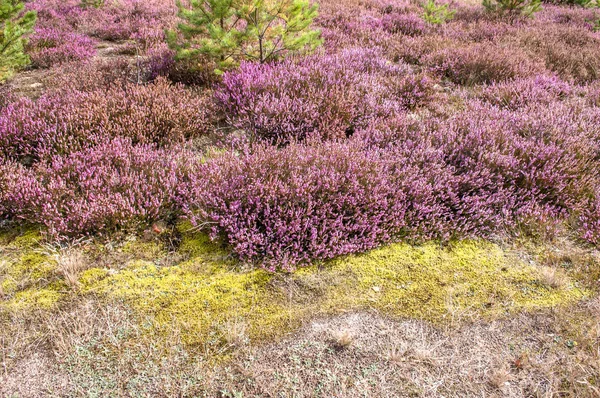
[437,103,590,220]
[425,42,544,84]
[392,34,457,64]
[27,27,96,68]
[390,73,436,109]
[476,75,573,109]
[0,162,29,219]
[585,82,600,106]
[28,0,84,31]
[443,19,518,42]
[537,5,599,28]
[184,141,420,269]
[516,25,600,83]
[180,96,600,267]
[381,12,428,35]
[81,0,177,45]
[578,191,600,245]
[3,139,188,237]
[216,49,416,142]
[43,58,138,93]
[0,78,214,163]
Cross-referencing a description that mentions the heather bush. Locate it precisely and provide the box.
[42,58,138,93]
[216,49,414,142]
[183,140,427,269]
[27,27,96,68]
[170,0,322,73]
[0,78,214,163]
[516,25,600,83]
[425,42,544,84]
[476,75,573,109]
[3,138,189,237]
[438,103,590,220]
[181,96,600,267]
[578,190,600,245]
[381,12,428,35]
[0,0,36,82]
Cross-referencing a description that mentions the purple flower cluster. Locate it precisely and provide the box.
[0,78,214,164]
[1,139,189,237]
[181,97,600,268]
[216,49,435,142]
[475,75,573,109]
[27,27,96,68]
[2,0,600,266]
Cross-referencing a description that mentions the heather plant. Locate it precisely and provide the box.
[578,190,600,245]
[180,94,600,267]
[216,48,411,142]
[169,0,322,73]
[0,78,214,163]
[3,138,190,237]
[516,25,600,83]
[422,0,455,24]
[381,12,428,35]
[0,0,37,82]
[483,0,542,17]
[183,140,423,269]
[476,75,573,109]
[425,42,544,84]
[27,27,96,68]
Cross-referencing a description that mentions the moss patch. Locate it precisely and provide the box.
[1,283,64,311]
[0,229,61,309]
[0,230,55,298]
[80,235,586,348]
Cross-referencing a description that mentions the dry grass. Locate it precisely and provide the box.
[0,231,598,397]
[1,294,599,397]
[52,248,89,290]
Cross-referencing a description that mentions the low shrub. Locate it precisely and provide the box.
[0,78,214,163]
[3,139,189,237]
[27,27,96,68]
[381,12,429,35]
[476,75,573,109]
[578,190,600,245]
[516,25,600,83]
[216,49,417,142]
[182,98,598,268]
[184,140,432,270]
[425,42,545,84]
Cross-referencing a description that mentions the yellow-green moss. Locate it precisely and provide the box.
[80,239,586,348]
[9,252,55,280]
[6,229,42,250]
[177,222,228,260]
[121,239,165,260]
[1,285,63,311]
[78,268,110,286]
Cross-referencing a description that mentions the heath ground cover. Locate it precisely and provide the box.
[1,0,600,395]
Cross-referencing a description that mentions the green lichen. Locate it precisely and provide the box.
[80,239,586,348]
[0,229,57,302]
[314,240,584,319]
